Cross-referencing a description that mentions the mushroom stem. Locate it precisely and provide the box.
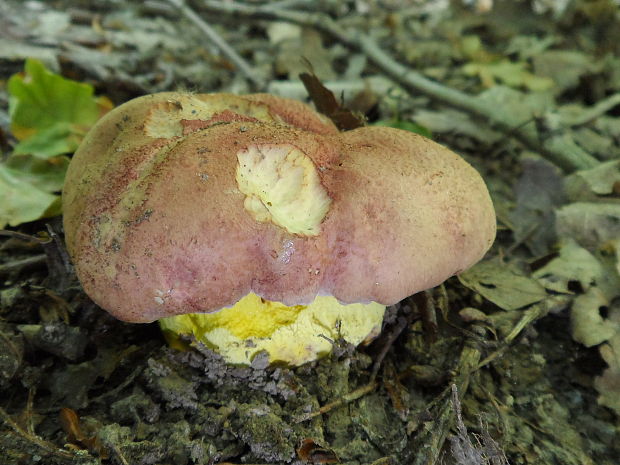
[159,293,385,366]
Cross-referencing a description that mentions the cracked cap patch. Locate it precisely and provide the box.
[235,144,331,236]
[143,95,280,138]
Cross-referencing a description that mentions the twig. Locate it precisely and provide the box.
[91,365,144,404]
[45,224,72,275]
[436,284,450,320]
[564,92,620,127]
[410,385,455,465]
[0,230,47,243]
[0,331,22,362]
[25,389,36,436]
[477,295,570,370]
[370,315,409,381]
[297,308,410,423]
[111,443,130,465]
[218,463,277,465]
[367,458,396,465]
[449,384,510,465]
[261,0,315,9]
[267,77,395,102]
[0,254,47,276]
[166,0,266,90]
[294,380,377,423]
[199,0,598,172]
[415,290,439,344]
[0,406,77,460]
[409,342,481,465]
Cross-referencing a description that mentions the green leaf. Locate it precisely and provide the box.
[595,332,620,416]
[4,154,70,192]
[0,167,54,228]
[532,50,597,94]
[414,108,501,143]
[533,239,605,295]
[13,122,84,159]
[565,160,620,199]
[2,59,112,227]
[0,154,69,228]
[557,202,620,251]
[374,119,432,138]
[571,287,615,348]
[463,59,554,91]
[7,58,111,156]
[458,260,548,311]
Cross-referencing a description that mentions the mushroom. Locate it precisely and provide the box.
[62,92,495,365]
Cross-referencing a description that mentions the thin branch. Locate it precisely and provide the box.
[370,315,409,381]
[449,384,509,465]
[0,230,48,243]
[166,0,266,90]
[111,443,130,465]
[0,254,47,276]
[45,223,73,275]
[0,406,77,460]
[0,331,23,376]
[477,295,570,370]
[267,77,394,102]
[296,307,411,423]
[90,366,144,404]
[564,92,620,127]
[409,342,481,465]
[294,380,378,423]
[199,0,599,172]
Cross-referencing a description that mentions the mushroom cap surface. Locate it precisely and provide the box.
[63,92,495,323]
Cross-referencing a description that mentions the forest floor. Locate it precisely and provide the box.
[1,1,620,464]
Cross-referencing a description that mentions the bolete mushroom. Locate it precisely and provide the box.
[63,92,495,366]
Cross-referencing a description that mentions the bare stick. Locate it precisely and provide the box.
[0,254,47,276]
[0,230,47,243]
[294,380,378,423]
[476,295,570,370]
[563,92,620,126]
[295,310,409,423]
[199,0,598,172]
[166,0,266,90]
[111,444,130,465]
[370,315,409,381]
[0,406,76,460]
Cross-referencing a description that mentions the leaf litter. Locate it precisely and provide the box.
[1,0,620,464]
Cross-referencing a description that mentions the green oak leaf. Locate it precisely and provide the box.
[0,155,69,228]
[8,58,111,158]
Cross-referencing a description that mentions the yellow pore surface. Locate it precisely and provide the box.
[159,293,386,366]
[235,144,331,236]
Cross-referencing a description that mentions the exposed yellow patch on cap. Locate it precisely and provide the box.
[159,293,385,366]
[144,95,280,138]
[235,144,331,236]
